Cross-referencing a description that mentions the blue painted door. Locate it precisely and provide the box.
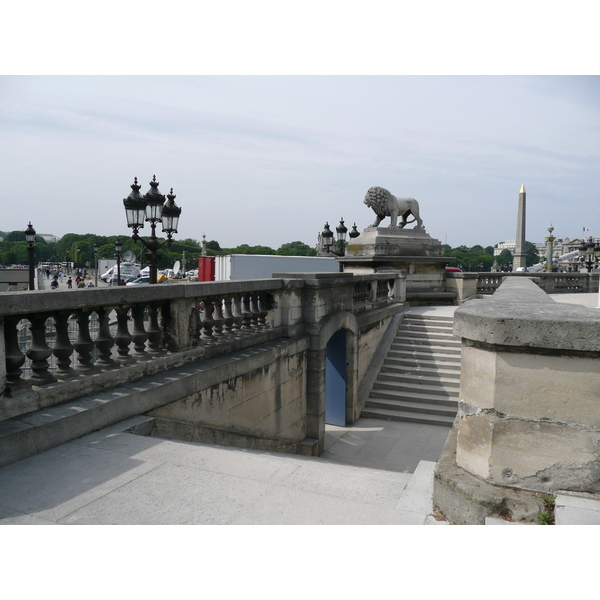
[326,329,347,426]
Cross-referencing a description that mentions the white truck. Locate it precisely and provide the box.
[213,254,339,281]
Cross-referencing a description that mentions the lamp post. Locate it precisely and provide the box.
[319,219,359,257]
[123,175,181,284]
[65,251,70,274]
[76,247,81,273]
[25,222,36,291]
[93,243,99,287]
[578,236,600,272]
[115,238,122,286]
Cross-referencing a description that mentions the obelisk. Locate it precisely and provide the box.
[513,184,526,270]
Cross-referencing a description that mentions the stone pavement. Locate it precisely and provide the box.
[0,414,451,525]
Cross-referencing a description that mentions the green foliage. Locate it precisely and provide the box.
[276,241,317,256]
[525,241,539,267]
[537,493,556,525]
[497,249,513,267]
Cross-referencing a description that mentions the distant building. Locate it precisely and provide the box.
[494,240,515,256]
[37,234,60,243]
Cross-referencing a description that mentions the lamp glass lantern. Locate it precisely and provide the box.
[123,177,147,230]
[143,175,166,223]
[161,189,182,236]
[336,218,348,245]
[321,222,334,253]
[25,222,36,244]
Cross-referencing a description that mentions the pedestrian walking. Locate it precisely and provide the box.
[67,278,72,289]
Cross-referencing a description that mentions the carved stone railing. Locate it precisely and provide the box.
[1,272,405,421]
[446,271,599,302]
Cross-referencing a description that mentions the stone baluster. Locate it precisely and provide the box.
[212,298,225,338]
[231,295,244,336]
[52,312,76,378]
[249,294,261,329]
[73,310,96,371]
[221,296,235,336]
[199,299,215,342]
[146,304,162,354]
[131,304,148,356]
[241,294,253,332]
[114,307,133,362]
[94,307,115,367]
[26,315,57,385]
[257,293,269,329]
[4,316,28,392]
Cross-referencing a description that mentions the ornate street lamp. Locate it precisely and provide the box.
[123,175,181,284]
[76,247,81,272]
[114,238,122,286]
[320,218,357,257]
[25,222,36,291]
[578,236,600,272]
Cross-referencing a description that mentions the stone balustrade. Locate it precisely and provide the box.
[445,271,599,303]
[0,272,404,424]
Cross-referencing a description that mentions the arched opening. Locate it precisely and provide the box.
[325,329,347,426]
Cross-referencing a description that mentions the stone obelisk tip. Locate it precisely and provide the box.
[520,184,526,194]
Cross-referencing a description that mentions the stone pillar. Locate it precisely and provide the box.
[545,224,555,272]
[513,184,527,271]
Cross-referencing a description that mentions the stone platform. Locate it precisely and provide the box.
[339,227,454,300]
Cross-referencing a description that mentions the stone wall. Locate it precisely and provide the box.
[148,338,308,443]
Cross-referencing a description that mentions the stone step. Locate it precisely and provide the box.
[383,356,461,372]
[369,387,458,407]
[393,335,461,348]
[397,328,458,342]
[380,361,460,381]
[390,343,461,357]
[404,312,454,323]
[366,396,458,417]
[361,407,456,427]
[378,370,460,388]
[372,379,460,398]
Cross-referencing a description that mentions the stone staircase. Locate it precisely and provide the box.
[362,313,460,426]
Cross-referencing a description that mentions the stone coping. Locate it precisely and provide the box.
[454,277,600,352]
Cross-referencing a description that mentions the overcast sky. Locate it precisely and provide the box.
[2,4,599,251]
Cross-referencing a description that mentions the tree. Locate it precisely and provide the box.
[525,241,539,267]
[276,241,317,256]
[497,249,513,268]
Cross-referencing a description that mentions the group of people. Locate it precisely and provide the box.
[49,273,94,289]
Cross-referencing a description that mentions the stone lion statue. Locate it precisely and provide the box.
[363,186,424,229]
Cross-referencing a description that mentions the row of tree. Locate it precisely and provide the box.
[0,229,540,271]
[443,241,539,271]
[0,231,318,271]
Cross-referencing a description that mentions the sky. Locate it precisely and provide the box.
[1,5,599,253]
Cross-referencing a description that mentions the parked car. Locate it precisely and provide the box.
[126,276,150,286]
[445,267,462,272]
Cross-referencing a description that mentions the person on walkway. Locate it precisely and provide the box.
[77,280,86,288]
[50,278,59,289]
[67,278,73,289]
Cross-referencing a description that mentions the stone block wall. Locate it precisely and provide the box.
[148,339,308,444]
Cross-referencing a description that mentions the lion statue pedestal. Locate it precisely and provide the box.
[338,186,455,303]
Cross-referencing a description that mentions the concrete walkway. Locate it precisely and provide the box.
[0,415,451,525]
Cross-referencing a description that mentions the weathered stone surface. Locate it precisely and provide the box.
[434,425,546,524]
[455,278,600,352]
